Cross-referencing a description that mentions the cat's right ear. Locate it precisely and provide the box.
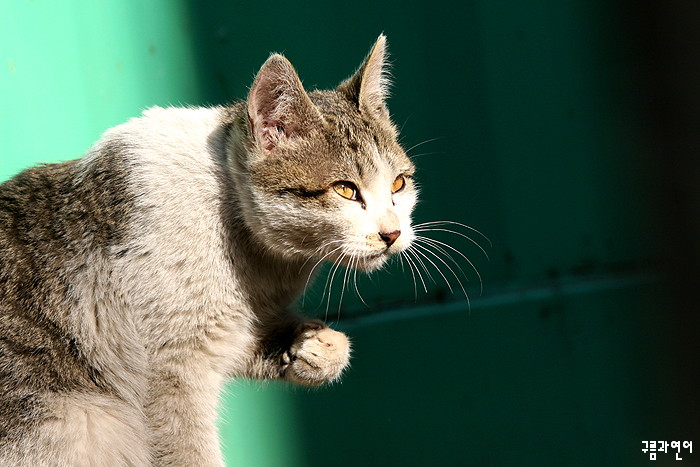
[247,54,322,153]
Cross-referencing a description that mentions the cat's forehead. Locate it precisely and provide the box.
[310,91,374,141]
[308,90,413,176]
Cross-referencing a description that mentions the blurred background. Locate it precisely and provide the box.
[2,1,699,465]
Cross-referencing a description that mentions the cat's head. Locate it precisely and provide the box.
[230,35,416,272]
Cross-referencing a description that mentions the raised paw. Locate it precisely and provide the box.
[282,321,351,386]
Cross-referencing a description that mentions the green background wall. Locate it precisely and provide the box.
[2,1,698,466]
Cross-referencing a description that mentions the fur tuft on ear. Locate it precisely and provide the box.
[248,54,322,151]
[337,34,391,115]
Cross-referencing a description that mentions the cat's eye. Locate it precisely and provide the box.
[391,175,406,193]
[332,181,359,201]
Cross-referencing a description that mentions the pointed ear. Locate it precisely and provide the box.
[247,54,322,152]
[337,34,390,115]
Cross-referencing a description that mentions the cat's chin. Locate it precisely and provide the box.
[348,252,390,273]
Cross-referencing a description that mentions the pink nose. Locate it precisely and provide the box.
[379,230,401,247]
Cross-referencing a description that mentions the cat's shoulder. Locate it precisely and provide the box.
[85,105,228,171]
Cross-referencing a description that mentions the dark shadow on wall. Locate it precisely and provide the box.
[630,0,700,445]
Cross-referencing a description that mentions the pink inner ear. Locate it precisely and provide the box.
[248,81,289,152]
[247,54,323,151]
[251,116,285,151]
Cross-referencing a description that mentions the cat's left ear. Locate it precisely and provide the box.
[337,34,391,116]
[248,54,323,152]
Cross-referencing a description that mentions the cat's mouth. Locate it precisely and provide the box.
[321,241,408,273]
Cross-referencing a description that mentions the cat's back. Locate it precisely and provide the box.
[0,160,84,372]
[0,160,85,318]
[0,150,132,304]
[0,153,135,392]
[0,104,227,273]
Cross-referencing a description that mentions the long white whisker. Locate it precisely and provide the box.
[404,136,443,155]
[413,220,492,247]
[398,115,411,136]
[337,252,354,321]
[405,247,436,285]
[413,236,467,279]
[397,250,407,274]
[324,249,348,321]
[323,249,346,302]
[403,249,428,293]
[302,244,346,306]
[406,151,442,159]
[413,227,491,262]
[400,251,419,300]
[322,248,349,308]
[298,239,346,273]
[402,250,428,294]
[410,244,454,294]
[415,235,484,295]
[413,242,470,309]
[319,255,340,314]
[352,254,369,307]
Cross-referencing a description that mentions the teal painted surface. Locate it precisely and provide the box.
[1,1,203,174]
[218,382,306,467]
[2,1,695,466]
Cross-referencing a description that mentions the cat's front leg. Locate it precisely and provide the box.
[279,320,351,386]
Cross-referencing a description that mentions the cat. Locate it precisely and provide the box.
[0,35,417,466]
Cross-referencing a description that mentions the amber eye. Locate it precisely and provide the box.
[332,181,359,201]
[391,175,406,193]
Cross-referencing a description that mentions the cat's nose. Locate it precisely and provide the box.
[379,230,401,247]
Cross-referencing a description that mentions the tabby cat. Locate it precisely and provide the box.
[0,36,417,466]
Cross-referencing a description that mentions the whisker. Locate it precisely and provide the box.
[413,237,469,284]
[298,239,345,273]
[402,250,427,294]
[413,227,491,262]
[323,249,348,321]
[410,245,454,294]
[406,151,442,159]
[414,235,484,296]
[398,115,411,136]
[413,220,492,247]
[404,136,443,155]
[322,250,345,303]
[352,255,369,307]
[397,250,407,274]
[336,252,354,321]
[405,247,436,285]
[400,251,418,301]
[302,244,346,306]
[318,257,338,316]
[412,242,471,309]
